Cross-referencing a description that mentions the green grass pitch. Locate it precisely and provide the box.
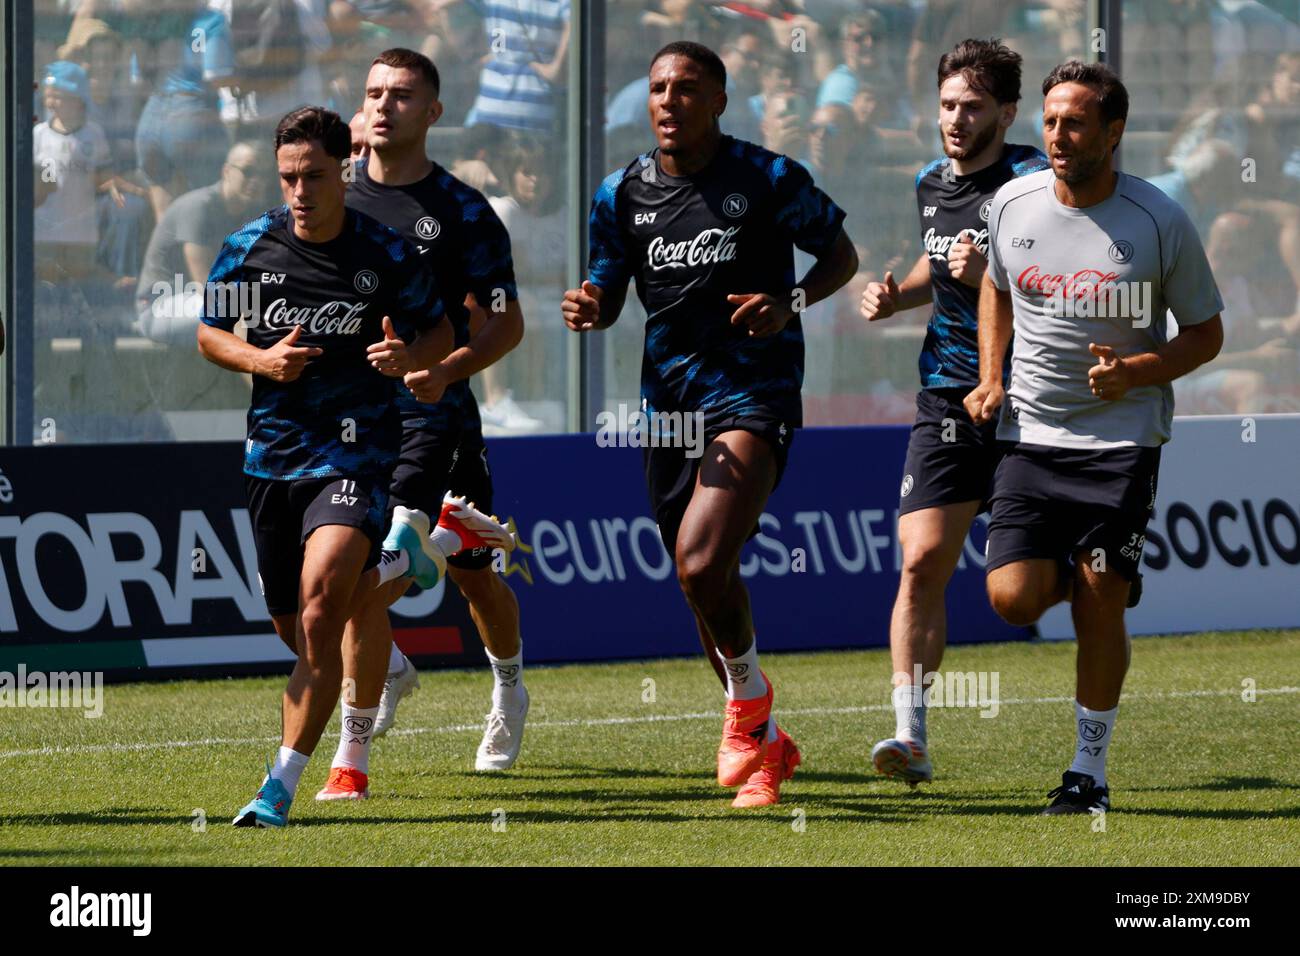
[2,630,1296,866]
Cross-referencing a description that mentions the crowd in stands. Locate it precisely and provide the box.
[29,0,1300,442]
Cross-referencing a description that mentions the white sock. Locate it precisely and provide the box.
[375,548,410,586]
[720,641,767,701]
[267,746,310,797]
[1068,701,1117,786]
[331,703,380,775]
[431,526,462,556]
[893,682,927,743]
[713,650,778,741]
[486,643,525,711]
[387,642,406,676]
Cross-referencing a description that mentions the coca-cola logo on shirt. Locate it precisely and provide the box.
[647,226,740,271]
[923,227,988,259]
[262,298,369,335]
[1016,265,1122,301]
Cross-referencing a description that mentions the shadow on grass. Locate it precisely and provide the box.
[1114,806,1300,820]
[0,809,190,827]
[1185,776,1299,793]
[289,806,915,826]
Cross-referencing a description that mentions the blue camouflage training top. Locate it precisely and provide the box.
[913,142,1048,389]
[346,158,518,433]
[588,134,846,428]
[201,205,445,480]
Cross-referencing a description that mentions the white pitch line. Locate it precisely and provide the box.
[0,686,1295,762]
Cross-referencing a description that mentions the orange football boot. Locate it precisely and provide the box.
[314,766,369,801]
[717,678,774,786]
[732,727,802,808]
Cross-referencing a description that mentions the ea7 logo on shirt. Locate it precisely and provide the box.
[415,216,440,240]
[260,273,286,284]
[723,193,748,218]
[634,211,658,225]
[353,270,378,294]
[1011,237,1035,248]
[923,206,937,217]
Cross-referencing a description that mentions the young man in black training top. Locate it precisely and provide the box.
[198,107,453,827]
[564,41,857,808]
[859,39,1047,786]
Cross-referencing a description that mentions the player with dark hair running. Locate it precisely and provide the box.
[312,47,529,800]
[967,61,1222,813]
[859,39,1047,785]
[198,106,456,827]
[563,41,858,807]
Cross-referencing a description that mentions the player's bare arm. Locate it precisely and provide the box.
[197,322,323,382]
[729,227,858,337]
[444,292,524,380]
[860,252,932,321]
[403,294,523,404]
[1088,314,1224,401]
[562,278,627,332]
[964,271,1012,424]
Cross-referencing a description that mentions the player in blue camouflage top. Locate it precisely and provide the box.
[337,48,530,784]
[858,40,1048,788]
[198,107,454,828]
[564,42,858,808]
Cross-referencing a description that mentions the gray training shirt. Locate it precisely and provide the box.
[986,169,1223,448]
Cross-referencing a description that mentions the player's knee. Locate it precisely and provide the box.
[451,565,506,604]
[676,552,730,612]
[899,541,956,592]
[987,581,1044,627]
[299,590,349,641]
[296,619,343,672]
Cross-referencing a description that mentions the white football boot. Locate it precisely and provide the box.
[871,736,933,787]
[374,654,420,738]
[475,684,530,771]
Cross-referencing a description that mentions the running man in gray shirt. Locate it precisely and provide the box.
[964,61,1224,816]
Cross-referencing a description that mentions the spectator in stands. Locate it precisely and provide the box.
[134,2,234,219]
[758,57,808,156]
[214,0,329,139]
[1245,50,1300,189]
[817,10,912,131]
[419,0,485,125]
[717,29,764,144]
[59,16,153,292]
[1151,138,1300,412]
[480,135,561,432]
[135,140,268,345]
[34,61,118,284]
[459,0,571,133]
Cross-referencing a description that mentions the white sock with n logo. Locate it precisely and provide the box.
[1068,701,1117,787]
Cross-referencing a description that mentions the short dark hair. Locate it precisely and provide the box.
[937,38,1023,104]
[274,106,351,160]
[1042,60,1129,126]
[651,41,726,88]
[372,47,441,98]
